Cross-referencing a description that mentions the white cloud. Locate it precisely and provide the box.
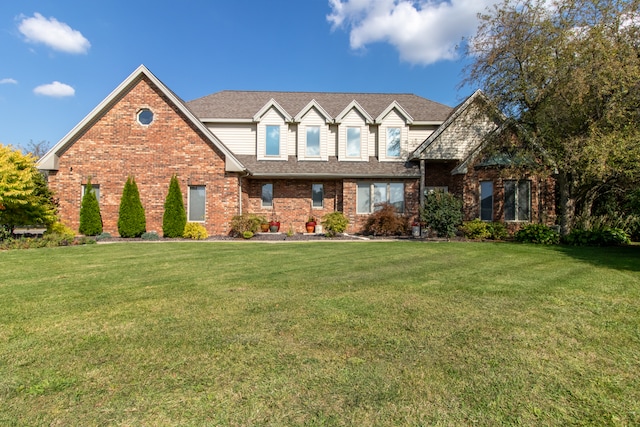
[328,0,496,65]
[0,78,18,84]
[33,81,75,97]
[18,12,90,54]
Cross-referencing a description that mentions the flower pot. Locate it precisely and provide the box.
[260,223,270,232]
[306,222,316,233]
[269,221,280,232]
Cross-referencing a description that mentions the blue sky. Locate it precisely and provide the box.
[0,0,497,151]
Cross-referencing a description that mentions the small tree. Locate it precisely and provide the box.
[79,177,102,236]
[420,191,463,238]
[118,176,146,238]
[162,175,186,238]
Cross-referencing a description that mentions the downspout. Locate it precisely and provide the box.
[419,159,426,207]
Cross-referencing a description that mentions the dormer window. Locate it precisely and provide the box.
[387,127,401,158]
[306,126,320,157]
[346,127,361,157]
[265,125,280,156]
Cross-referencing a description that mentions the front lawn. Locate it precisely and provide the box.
[1,241,639,426]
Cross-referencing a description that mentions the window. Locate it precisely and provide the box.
[504,180,531,221]
[346,127,361,157]
[137,108,154,125]
[312,183,323,208]
[357,182,404,213]
[265,125,280,156]
[480,181,493,221]
[81,184,100,204]
[306,126,320,157]
[261,183,273,208]
[188,185,206,222]
[387,127,401,158]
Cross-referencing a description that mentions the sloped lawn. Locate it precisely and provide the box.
[1,241,639,426]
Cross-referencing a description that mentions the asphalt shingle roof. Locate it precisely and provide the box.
[186,91,452,122]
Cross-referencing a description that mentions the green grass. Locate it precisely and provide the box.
[1,241,639,426]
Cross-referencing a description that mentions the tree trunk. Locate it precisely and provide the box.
[557,172,576,235]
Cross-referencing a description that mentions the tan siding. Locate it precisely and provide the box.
[206,123,256,155]
[378,109,407,162]
[297,107,329,161]
[408,125,436,152]
[257,107,288,161]
[338,109,368,161]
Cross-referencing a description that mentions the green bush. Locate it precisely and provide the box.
[118,176,146,238]
[242,231,254,239]
[363,203,408,236]
[460,219,490,240]
[79,178,103,236]
[515,224,559,244]
[46,222,75,239]
[95,232,112,241]
[420,191,463,238]
[0,224,12,241]
[162,175,187,238]
[563,227,630,246]
[230,213,265,236]
[183,222,208,240]
[321,212,349,237]
[487,221,509,240]
[141,231,160,241]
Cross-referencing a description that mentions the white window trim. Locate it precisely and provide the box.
[261,183,274,209]
[312,183,324,209]
[479,181,493,221]
[188,185,206,223]
[504,180,531,222]
[357,182,405,214]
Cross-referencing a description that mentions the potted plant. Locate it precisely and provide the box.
[260,220,270,232]
[305,216,316,233]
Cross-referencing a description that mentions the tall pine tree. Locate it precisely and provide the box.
[117,176,146,238]
[79,177,102,236]
[162,175,186,238]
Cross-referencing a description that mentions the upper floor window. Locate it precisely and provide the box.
[306,126,320,157]
[346,127,361,158]
[504,180,531,221]
[137,108,154,126]
[387,127,401,158]
[266,125,280,156]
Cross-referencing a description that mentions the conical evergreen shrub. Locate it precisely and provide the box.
[117,176,146,238]
[162,175,187,238]
[79,178,103,236]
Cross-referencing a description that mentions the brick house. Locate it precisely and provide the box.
[37,65,554,236]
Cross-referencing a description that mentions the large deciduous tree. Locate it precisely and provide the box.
[464,0,640,233]
[0,144,57,233]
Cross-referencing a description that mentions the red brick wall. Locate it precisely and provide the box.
[462,168,556,231]
[242,178,343,233]
[47,76,240,236]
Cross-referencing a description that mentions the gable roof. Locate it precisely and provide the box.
[187,91,452,124]
[409,89,503,161]
[37,65,245,172]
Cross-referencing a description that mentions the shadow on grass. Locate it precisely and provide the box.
[551,244,640,272]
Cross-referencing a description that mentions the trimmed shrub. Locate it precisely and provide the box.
[242,231,254,239]
[321,212,349,237]
[515,224,559,244]
[118,176,146,238]
[364,203,409,236]
[183,222,208,240]
[79,178,103,236]
[95,232,112,241]
[0,225,12,241]
[162,175,187,238]
[563,227,630,246]
[460,219,490,240]
[230,213,265,236]
[487,221,509,240]
[46,222,75,239]
[420,191,463,238]
[141,231,160,241]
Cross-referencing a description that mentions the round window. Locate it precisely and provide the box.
[137,108,154,125]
